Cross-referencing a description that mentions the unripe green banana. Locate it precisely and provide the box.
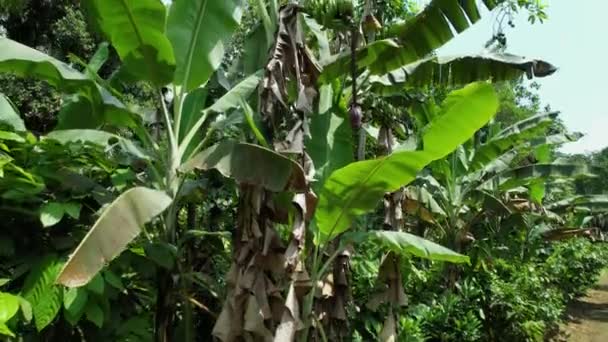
[304,0,354,29]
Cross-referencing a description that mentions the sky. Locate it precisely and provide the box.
[437,0,608,154]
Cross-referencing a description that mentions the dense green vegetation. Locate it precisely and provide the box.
[0,0,606,341]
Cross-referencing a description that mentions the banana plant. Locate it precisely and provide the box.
[0,0,567,340]
[314,0,556,91]
[0,0,283,338]
[297,0,557,338]
[402,110,592,255]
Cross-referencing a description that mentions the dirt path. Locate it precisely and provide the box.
[555,271,608,342]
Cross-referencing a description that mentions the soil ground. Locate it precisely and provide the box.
[553,271,608,342]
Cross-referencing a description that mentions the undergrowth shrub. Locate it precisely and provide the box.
[349,238,608,341]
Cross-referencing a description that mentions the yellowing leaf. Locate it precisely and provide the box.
[57,187,173,287]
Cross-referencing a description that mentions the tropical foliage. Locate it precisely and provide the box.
[0,0,605,341]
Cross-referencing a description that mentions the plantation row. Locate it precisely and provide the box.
[0,0,606,341]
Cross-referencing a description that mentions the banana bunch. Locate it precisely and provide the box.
[304,0,354,30]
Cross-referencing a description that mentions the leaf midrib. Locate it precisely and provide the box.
[117,0,160,81]
[182,0,209,88]
[322,155,391,242]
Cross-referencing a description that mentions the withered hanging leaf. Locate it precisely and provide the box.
[379,311,397,342]
[260,4,320,141]
[244,294,274,341]
[212,301,240,341]
[285,193,308,269]
[273,284,301,341]
[366,253,407,311]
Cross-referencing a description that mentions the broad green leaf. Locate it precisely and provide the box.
[40,202,65,228]
[490,112,556,141]
[0,131,25,142]
[84,0,175,85]
[181,141,307,192]
[103,271,124,290]
[144,242,176,270]
[0,292,19,322]
[205,71,264,114]
[370,53,556,94]
[319,39,398,84]
[168,0,245,90]
[533,144,551,163]
[22,255,64,331]
[86,274,105,295]
[302,15,331,64]
[178,88,208,145]
[319,0,505,81]
[546,195,608,213]
[85,301,104,328]
[307,85,354,192]
[528,179,546,204]
[64,203,82,220]
[253,0,274,46]
[531,132,583,147]
[0,323,14,337]
[241,25,269,75]
[471,113,558,171]
[57,187,173,287]
[0,39,137,129]
[379,0,503,70]
[111,169,136,191]
[0,93,25,131]
[314,82,499,243]
[486,164,597,191]
[0,38,95,93]
[63,288,88,317]
[344,231,469,264]
[178,71,263,157]
[46,129,149,160]
[55,94,102,129]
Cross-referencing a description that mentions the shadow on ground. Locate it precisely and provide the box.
[553,272,608,342]
[568,300,608,323]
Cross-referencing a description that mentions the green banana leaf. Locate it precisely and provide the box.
[471,112,558,170]
[177,71,264,158]
[343,230,469,264]
[0,38,137,129]
[370,53,556,94]
[306,85,354,192]
[45,129,149,160]
[314,82,499,243]
[380,0,504,66]
[83,0,175,85]
[320,0,508,82]
[168,0,245,90]
[0,93,25,132]
[491,164,598,191]
[546,195,608,213]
